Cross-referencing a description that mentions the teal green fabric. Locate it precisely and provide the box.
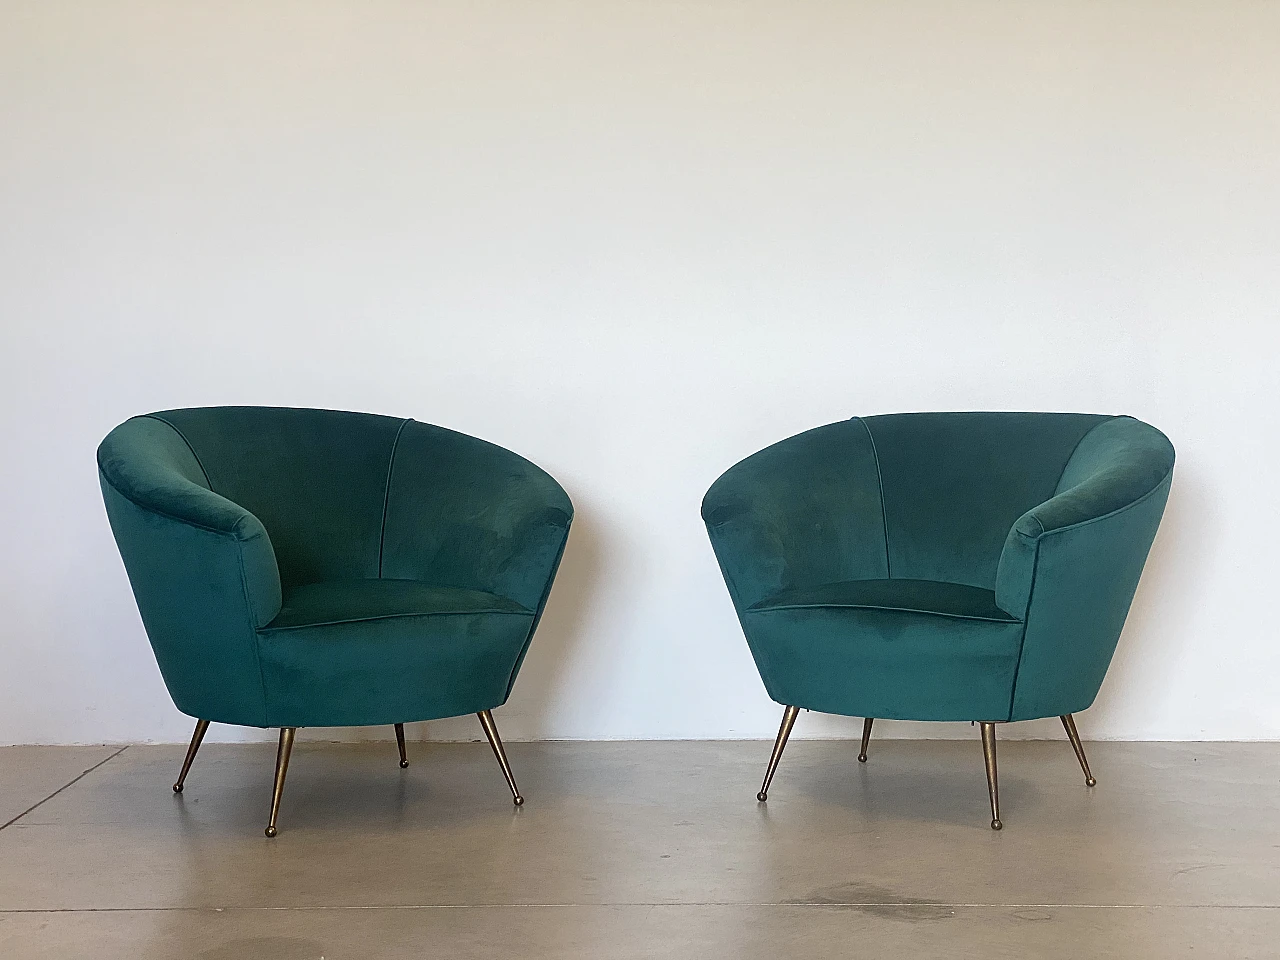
[99,407,572,729]
[704,413,1174,723]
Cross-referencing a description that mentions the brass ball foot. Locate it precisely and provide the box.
[756,791,768,802]
[990,819,1003,831]
[172,783,183,793]
[265,825,278,838]
[399,759,409,769]
[513,795,524,806]
[1086,777,1097,787]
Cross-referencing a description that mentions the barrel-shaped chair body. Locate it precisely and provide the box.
[703,412,1173,723]
[99,406,573,730]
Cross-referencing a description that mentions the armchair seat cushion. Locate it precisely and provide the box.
[256,579,535,728]
[743,579,1025,722]
[749,579,1020,623]
[267,579,531,630]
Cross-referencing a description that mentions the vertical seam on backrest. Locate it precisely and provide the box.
[856,416,893,579]
[1053,415,1121,497]
[144,414,214,490]
[238,544,272,727]
[1005,538,1043,721]
[504,519,572,699]
[377,418,412,579]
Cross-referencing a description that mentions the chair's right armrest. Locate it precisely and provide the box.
[995,417,1175,619]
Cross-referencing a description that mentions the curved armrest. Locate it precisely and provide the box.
[995,417,1175,617]
[100,445,265,542]
[702,419,890,611]
[379,421,573,614]
[98,416,282,628]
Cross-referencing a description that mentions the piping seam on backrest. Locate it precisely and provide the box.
[144,414,213,490]
[1006,538,1043,721]
[377,418,412,579]
[237,534,272,726]
[503,519,572,698]
[856,417,893,579]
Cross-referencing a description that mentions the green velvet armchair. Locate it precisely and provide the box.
[99,407,572,835]
[702,413,1174,828]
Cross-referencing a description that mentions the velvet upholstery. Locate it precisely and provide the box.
[99,407,572,729]
[704,413,1173,723]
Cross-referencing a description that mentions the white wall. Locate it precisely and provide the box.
[1,1,1277,745]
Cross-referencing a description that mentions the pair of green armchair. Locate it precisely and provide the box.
[99,407,1172,835]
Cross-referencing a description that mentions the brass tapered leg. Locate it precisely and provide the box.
[173,719,210,793]
[265,727,296,838]
[858,717,874,763]
[477,710,523,805]
[1061,714,1097,787]
[395,723,409,768]
[757,705,800,801]
[980,722,1002,830]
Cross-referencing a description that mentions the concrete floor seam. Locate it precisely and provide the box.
[0,746,128,832]
[5,903,1280,913]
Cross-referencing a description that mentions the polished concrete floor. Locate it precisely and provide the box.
[0,738,1277,958]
